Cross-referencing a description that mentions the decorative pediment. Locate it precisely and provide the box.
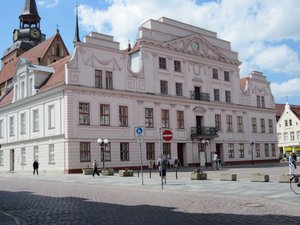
[84,54,121,71]
[193,106,207,113]
[252,85,269,96]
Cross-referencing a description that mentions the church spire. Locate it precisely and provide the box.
[73,5,81,44]
[19,0,41,29]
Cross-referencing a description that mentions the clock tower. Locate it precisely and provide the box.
[3,0,45,60]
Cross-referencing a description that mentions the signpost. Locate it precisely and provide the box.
[162,129,173,141]
[135,127,144,185]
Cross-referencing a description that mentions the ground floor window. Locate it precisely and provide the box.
[146,143,155,160]
[264,144,269,157]
[239,144,244,158]
[163,143,171,159]
[0,150,3,166]
[255,143,260,157]
[33,146,39,161]
[271,144,276,157]
[80,142,91,162]
[120,143,129,161]
[228,143,234,158]
[21,148,26,165]
[49,144,55,164]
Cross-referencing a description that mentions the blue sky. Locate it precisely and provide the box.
[1,0,300,105]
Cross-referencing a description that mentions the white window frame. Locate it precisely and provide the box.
[49,144,55,164]
[33,109,39,132]
[48,105,55,129]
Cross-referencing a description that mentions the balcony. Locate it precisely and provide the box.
[191,126,219,139]
[190,91,210,101]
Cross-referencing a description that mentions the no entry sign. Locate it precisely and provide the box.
[162,129,173,141]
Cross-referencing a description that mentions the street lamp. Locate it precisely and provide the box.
[97,138,109,169]
[201,139,209,168]
[250,141,255,167]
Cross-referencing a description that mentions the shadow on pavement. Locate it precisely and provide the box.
[0,190,299,225]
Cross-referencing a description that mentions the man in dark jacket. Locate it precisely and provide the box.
[33,160,39,175]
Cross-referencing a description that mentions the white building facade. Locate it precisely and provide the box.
[0,17,278,173]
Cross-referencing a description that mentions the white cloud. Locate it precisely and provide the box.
[37,0,59,8]
[271,78,300,99]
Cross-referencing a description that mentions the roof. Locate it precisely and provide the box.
[276,103,300,121]
[0,34,57,85]
[21,0,40,18]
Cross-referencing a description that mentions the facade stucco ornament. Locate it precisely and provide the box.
[252,86,269,96]
[193,106,207,113]
[84,54,122,71]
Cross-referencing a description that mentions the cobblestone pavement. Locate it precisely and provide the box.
[0,163,300,225]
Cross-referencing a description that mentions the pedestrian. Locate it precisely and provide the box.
[288,153,296,175]
[157,155,169,184]
[92,159,99,177]
[33,160,39,175]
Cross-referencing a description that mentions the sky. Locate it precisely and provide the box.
[0,0,300,105]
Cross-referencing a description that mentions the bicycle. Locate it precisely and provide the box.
[212,160,222,170]
[290,174,300,194]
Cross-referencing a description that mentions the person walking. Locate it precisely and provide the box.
[92,159,100,177]
[157,155,169,184]
[288,153,297,175]
[33,160,39,175]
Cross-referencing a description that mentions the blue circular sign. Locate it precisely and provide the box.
[136,127,143,135]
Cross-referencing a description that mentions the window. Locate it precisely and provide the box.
[264,144,269,157]
[0,150,3,166]
[271,144,276,157]
[175,83,183,96]
[80,142,91,162]
[95,69,102,88]
[146,143,155,160]
[268,119,273,133]
[214,89,220,101]
[237,116,243,132]
[261,96,265,108]
[161,109,170,128]
[48,105,55,129]
[49,144,55,164]
[20,81,25,99]
[20,113,26,134]
[0,120,3,138]
[177,111,184,129]
[119,106,128,127]
[252,118,257,133]
[163,143,171,159]
[33,146,39,161]
[212,68,218,79]
[33,109,39,132]
[174,60,181,72]
[228,143,234,158]
[225,91,231,103]
[260,118,265,133]
[257,96,261,107]
[145,108,154,128]
[297,131,300,141]
[284,132,288,142]
[224,71,230,82]
[215,114,221,131]
[239,144,244,158]
[21,148,26,165]
[291,132,295,141]
[255,143,260,157]
[100,104,110,126]
[160,80,168,94]
[226,115,233,131]
[9,116,14,136]
[159,57,167,69]
[277,133,282,142]
[289,119,292,126]
[106,71,113,89]
[285,120,288,127]
[120,143,129,161]
[103,143,111,161]
[79,103,90,125]
[29,78,33,96]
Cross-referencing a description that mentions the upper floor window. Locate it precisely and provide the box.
[0,120,3,138]
[212,68,218,79]
[119,106,128,127]
[214,89,220,101]
[106,71,113,90]
[175,83,183,96]
[20,113,26,135]
[159,57,167,69]
[291,131,295,141]
[161,109,170,128]
[260,118,265,133]
[177,111,184,129]
[261,96,265,108]
[257,96,261,108]
[79,103,90,125]
[284,132,288,142]
[268,119,273,133]
[237,116,243,132]
[95,69,102,88]
[226,115,233,131]
[160,80,168,94]
[145,108,154,128]
[29,78,33,96]
[20,81,25,99]
[33,109,39,132]
[174,60,181,72]
[297,131,300,141]
[9,116,15,136]
[215,114,222,131]
[225,91,231,103]
[48,105,55,129]
[251,118,257,133]
[224,71,230,82]
[100,104,110,126]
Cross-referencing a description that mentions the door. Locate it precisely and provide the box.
[196,116,203,135]
[177,143,185,166]
[10,149,14,172]
[194,86,201,100]
[216,144,223,162]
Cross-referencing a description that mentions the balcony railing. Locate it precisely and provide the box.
[191,126,219,139]
[190,91,210,101]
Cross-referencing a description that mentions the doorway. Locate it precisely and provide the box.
[177,143,185,166]
[216,144,223,162]
[10,149,15,172]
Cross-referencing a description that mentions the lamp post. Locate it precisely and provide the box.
[250,141,255,167]
[97,138,109,169]
[201,139,209,168]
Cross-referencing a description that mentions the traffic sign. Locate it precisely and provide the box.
[162,129,173,141]
[135,127,144,137]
